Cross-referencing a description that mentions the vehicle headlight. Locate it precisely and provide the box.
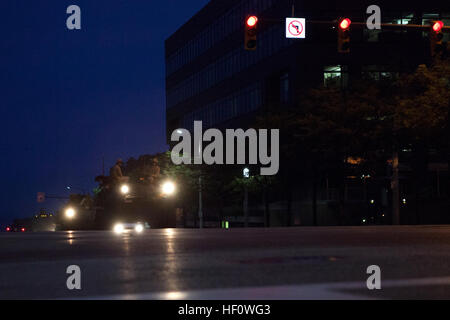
[114,223,125,234]
[135,224,144,233]
[120,184,130,195]
[161,181,176,196]
[65,208,76,219]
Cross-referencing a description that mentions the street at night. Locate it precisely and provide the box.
[2,0,450,308]
[1,226,450,300]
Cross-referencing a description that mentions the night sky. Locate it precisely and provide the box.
[0,0,210,225]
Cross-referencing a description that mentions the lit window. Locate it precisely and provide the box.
[362,65,398,81]
[324,66,348,88]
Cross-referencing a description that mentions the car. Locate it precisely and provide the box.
[112,222,149,234]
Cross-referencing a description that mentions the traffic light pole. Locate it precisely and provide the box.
[198,175,203,229]
[305,20,450,32]
[257,16,450,31]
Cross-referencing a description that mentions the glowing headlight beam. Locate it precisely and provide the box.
[120,184,130,195]
[65,208,76,219]
[114,223,125,234]
[135,224,144,233]
[161,181,176,196]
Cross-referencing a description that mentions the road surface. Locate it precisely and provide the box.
[1,226,450,299]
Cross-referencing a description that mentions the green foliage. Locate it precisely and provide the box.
[260,59,449,165]
[393,61,449,144]
[253,59,449,206]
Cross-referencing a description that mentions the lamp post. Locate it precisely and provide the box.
[160,180,177,228]
[392,150,400,225]
[198,175,203,229]
[243,168,250,228]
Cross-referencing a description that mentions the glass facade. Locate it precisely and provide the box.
[167,24,294,109]
[181,82,262,130]
[166,0,276,76]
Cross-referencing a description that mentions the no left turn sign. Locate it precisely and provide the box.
[286,18,306,39]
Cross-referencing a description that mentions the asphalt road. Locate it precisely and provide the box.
[1,226,450,300]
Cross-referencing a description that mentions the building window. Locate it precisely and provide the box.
[167,24,294,109]
[397,13,414,25]
[165,0,276,76]
[324,65,348,88]
[181,83,262,129]
[422,13,440,26]
[363,29,382,42]
[280,72,289,103]
[362,65,398,81]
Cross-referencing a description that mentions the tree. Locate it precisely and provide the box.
[162,151,244,227]
[255,58,449,225]
[391,60,450,223]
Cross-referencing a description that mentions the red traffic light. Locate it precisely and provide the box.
[432,21,444,32]
[247,16,258,28]
[339,18,352,30]
[6,227,11,232]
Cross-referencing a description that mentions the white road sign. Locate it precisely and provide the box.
[286,18,306,39]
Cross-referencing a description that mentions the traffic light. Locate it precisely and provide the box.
[245,16,258,51]
[338,18,351,53]
[430,21,445,57]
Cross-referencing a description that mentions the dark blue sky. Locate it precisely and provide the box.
[0,0,209,225]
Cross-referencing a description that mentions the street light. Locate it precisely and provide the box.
[430,21,445,56]
[120,184,130,195]
[245,15,258,51]
[246,16,258,28]
[432,21,444,33]
[161,181,176,197]
[65,207,76,219]
[338,18,351,53]
[339,18,352,30]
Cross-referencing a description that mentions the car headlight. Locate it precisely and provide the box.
[120,184,130,195]
[161,181,176,196]
[135,224,144,233]
[114,223,125,234]
[65,208,76,219]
